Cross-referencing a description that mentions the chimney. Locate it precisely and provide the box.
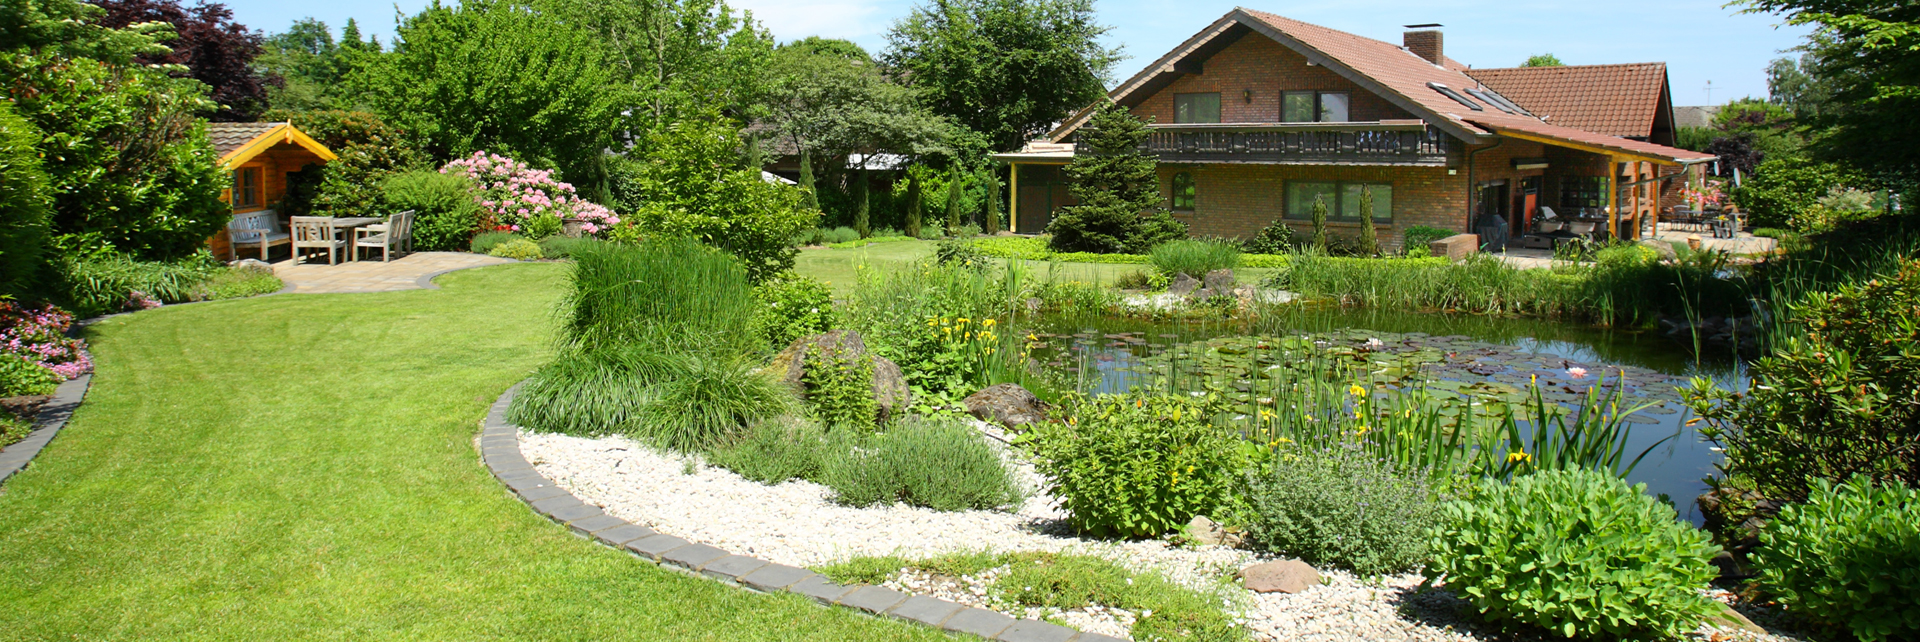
[1403,25,1444,66]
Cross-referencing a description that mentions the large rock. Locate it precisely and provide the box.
[1638,239,1679,262]
[963,383,1052,428]
[1167,272,1200,296]
[1202,268,1235,293]
[1240,559,1320,594]
[768,330,911,422]
[1185,516,1245,548]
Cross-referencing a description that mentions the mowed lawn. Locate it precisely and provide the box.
[795,237,1277,297]
[0,262,948,641]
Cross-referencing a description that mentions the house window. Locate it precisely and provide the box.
[1281,91,1352,122]
[1170,172,1196,211]
[1174,93,1221,124]
[1286,180,1393,222]
[1559,176,1607,210]
[232,166,263,209]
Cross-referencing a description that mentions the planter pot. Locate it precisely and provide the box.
[561,217,586,238]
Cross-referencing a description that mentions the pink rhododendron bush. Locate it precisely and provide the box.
[0,302,91,381]
[441,152,620,236]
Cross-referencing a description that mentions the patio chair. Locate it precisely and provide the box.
[225,210,290,261]
[354,210,413,262]
[289,216,345,265]
[1565,221,1597,242]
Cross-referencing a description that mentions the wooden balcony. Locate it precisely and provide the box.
[1077,121,1454,166]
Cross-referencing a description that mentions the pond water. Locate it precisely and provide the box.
[1020,305,1748,525]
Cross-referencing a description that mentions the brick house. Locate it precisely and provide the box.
[993,9,1715,249]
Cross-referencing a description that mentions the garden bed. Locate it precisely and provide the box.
[519,427,1799,642]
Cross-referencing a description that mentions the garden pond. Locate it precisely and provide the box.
[1021,305,1748,524]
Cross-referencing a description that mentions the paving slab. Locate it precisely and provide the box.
[594,524,657,547]
[943,608,1016,638]
[786,575,855,604]
[567,514,627,535]
[274,252,512,294]
[700,555,769,582]
[837,586,909,614]
[888,596,964,627]
[997,619,1079,642]
[738,564,815,592]
[660,543,729,571]
[625,534,690,561]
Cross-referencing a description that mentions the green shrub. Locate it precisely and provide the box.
[0,353,61,397]
[1246,443,1441,575]
[536,235,599,259]
[190,266,283,301]
[613,119,818,283]
[823,226,861,244]
[487,238,543,260]
[1241,219,1294,255]
[638,355,797,452]
[704,417,830,484]
[970,235,1053,260]
[821,415,1023,511]
[0,100,52,299]
[1731,158,1857,231]
[845,260,1024,402]
[381,170,479,251]
[508,347,691,437]
[754,272,835,350]
[1425,469,1721,640]
[826,235,915,248]
[1686,258,1920,502]
[1028,393,1245,538]
[1402,225,1454,251]
[50,254,222,318]
[1149,239,1241,278]
[0,414,31,449]
[562,238,762,357]
[1751,227,1788,239]
[933,239,990,268]
[1752,476,1920,642]
[470,231,521,254]
[802,342,877,429]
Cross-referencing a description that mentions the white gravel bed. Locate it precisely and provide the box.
[519,429,1808,642]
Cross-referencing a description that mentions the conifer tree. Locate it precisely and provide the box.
[852,167,871,237]
[905,170,924,237]
[1357,187,1379,256]
[945,166,964,232]
[798,148,819,213]
[984,170,1003,234]
[1048,104,1186,253]
[1311,194,1329,252]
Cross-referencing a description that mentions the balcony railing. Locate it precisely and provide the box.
[1076,121,1454,166]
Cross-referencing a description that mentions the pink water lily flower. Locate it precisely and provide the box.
[1568,367,1588,379]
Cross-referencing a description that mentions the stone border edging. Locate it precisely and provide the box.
[481,382,1125,642]
[0,373,92,488]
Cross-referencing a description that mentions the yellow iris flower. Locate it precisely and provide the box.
[1349,384,1366,397]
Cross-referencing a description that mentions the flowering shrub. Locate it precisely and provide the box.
[0,302,91,381]
[1027,393,1245,538]
[440,152,619,237]
[754,273,835,350]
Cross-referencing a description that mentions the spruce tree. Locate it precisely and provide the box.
[1357,187,1379,256]
[1048,104,1186,253]
[852,166,871,237]
[945,166,964,232]
[1311,194,1329,252]
[798,148,819,214]
[905,169,925,238]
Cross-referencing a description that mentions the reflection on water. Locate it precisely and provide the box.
[1021,305,1748,524]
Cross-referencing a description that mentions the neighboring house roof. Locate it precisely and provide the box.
[1673,105,1719,129]
[1044,8,1712,165]
[1465,63,1669,139]
[207,122,338,169]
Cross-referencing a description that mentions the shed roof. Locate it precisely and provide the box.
[207,122,337,169]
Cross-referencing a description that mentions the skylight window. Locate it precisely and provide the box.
[1479,89,1534,117]
[1427,82,1483,111]
[1464,88,1515,114]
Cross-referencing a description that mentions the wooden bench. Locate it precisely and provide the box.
[226,210,290,261]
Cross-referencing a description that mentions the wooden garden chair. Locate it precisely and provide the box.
[289,217,345,265]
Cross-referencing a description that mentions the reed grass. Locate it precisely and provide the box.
[1148,238,1241,278]
[561,238,761,356]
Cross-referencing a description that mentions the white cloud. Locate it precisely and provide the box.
[731,0,896,47]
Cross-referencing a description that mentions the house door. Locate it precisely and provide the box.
[1476,181,1510,225]
[1517,177,1540,234]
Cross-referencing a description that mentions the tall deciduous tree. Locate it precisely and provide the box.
[89,0,276,121]
[258,17,381,112]
[884,0,1120,155]
[2,0,228,259]
[358,0,625,189]
[1737,0,1920,181]
[1521,53,1563,67]
[537,0,773,134]
[1046,104,1185,253]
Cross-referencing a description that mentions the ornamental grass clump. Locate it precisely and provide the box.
[562,238,762,357]
[1149,238,1241,278]
[1425,469,1721,640]
[1028,393,1245,538]
[1751,475,1920,642]
[820,415,1023,511]
[1245,443,1440,576]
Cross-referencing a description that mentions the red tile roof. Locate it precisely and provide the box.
[1465,63,1668,139]
[1055,9,1710,164]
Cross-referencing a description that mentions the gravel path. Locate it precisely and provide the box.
[521,429,1808,642]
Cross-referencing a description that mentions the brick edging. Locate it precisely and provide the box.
[0,372,93,489]
[481,382,1123,642]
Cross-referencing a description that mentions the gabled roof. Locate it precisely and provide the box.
[207,122,337,169]
[1465,63,1670,139]
[1045,8,1713,165]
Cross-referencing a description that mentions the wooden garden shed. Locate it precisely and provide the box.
[205,122,337,259]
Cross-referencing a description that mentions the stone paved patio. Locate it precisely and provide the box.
[273,252,513,294]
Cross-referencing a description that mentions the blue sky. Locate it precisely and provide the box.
[224,0,1809,106]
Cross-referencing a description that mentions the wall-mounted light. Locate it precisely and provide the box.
[1243,88,1254,103]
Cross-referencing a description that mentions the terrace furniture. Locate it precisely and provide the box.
[354,210,414,262]
[225,210,290,261]
[1709,211,1744,239]
[289,217,345,265]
